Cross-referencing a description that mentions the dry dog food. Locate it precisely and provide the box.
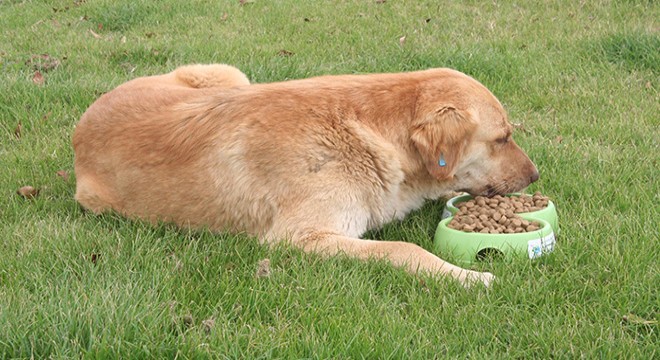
[447,193,550,234]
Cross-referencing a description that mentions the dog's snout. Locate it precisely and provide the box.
[529,169,540,184]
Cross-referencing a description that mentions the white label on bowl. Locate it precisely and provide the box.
[527,232,556,259]
[442,208,452,220]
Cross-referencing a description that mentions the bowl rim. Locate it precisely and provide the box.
[445,192,555,215]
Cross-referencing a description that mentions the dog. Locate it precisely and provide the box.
[73,64,539,287]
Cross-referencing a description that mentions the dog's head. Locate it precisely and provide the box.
[410,69,539,196]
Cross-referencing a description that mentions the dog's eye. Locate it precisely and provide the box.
[496,136,510,144]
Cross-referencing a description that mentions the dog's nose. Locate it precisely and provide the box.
[529,169,540,184]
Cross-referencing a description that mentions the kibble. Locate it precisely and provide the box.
[447,192,549,234]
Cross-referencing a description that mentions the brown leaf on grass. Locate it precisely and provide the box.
[32,71,45,85]
[17,186,39,199]
[42,111,52,121]
[26,54,61,72]
[90,253,101,265]
[399,36,406,46]
[555,136,563,144]
[202,317,215,334]
[277,49,294,57]
[255,258,271,278]
[182,314,194,327]
[14,122,22,138]
[56,170,70,181]
[221,13,229,21]
[646,81,652,89]
[89,29,102,39]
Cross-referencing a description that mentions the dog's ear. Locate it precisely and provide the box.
[410,106,475,180]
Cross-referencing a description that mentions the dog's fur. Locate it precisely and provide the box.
[73,64,539,287]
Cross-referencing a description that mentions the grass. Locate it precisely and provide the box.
[1,0,658,358]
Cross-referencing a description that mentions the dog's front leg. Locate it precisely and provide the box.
[290,231,495,288]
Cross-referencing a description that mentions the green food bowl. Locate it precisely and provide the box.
[441,193,559,235]
[434,215,556,266]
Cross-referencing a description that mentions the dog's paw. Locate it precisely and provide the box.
[478,271,496,288]
[462,271,496,288]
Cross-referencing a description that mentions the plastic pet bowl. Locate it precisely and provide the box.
[434,215,556,266]
[441,193,559,235]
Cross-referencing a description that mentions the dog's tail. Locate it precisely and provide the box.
[174,64,250,89]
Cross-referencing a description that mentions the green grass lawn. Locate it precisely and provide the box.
[1,0,658,358]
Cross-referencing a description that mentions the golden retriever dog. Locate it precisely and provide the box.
[73,64,539,287]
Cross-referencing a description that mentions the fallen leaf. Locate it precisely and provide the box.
[56,170,69,181]
[183,314,194,327]
[202,318,215,334]
[41,111,52,121]
[399,35,406,46]
[17,186,39,199]
[221,13,229,21]
[90,253,101,265]
[97,23,103,31]
[645,81,652,89]
[32,71,45,85]
[277,49,294,57]
[14,122,22,138]
[89,29,102,39]
[120,36,127,43]
[555,136,563,144]
[255,258,271,278]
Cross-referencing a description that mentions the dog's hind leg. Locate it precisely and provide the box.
[74,175,119,214]
[173,64,250,89]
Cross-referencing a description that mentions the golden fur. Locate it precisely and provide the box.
[73,64,539,287]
